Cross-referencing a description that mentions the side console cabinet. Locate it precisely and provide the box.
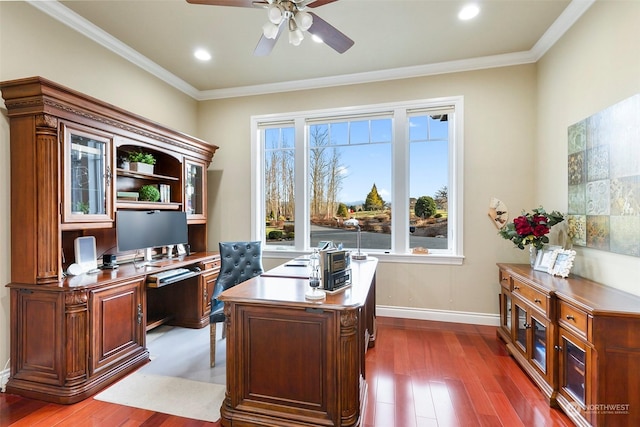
[497,263,640,427]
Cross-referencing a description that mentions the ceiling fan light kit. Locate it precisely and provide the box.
[186,0,354,56]
[262,2,313,45]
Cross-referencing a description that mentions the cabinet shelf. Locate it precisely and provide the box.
[116,200,182,210]
[117,168,180,182]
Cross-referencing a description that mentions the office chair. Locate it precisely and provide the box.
[210,241,263,366]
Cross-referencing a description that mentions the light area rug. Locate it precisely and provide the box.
[94,372,226,422]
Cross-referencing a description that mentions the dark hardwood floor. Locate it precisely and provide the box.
[0,317,573,427]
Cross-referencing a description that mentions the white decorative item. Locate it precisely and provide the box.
[305,249,325,300]
[488,197,509,229]
[130,162,154,174]
[548,249,577,278]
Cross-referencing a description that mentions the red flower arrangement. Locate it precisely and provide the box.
[499,207,564,250]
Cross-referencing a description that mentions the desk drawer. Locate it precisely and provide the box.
[499,269,512,290]
[201,257,221,272]
[558,300,588,337]
[512,279,548,315]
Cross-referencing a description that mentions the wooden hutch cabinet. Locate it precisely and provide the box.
[1,76,220,403]
[497,263,640,427]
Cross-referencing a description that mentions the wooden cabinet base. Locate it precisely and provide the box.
[5,351,148,405]
[220,379,367,427]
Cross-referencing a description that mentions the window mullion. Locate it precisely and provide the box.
[294,117,308,251]
[393,108,410,254]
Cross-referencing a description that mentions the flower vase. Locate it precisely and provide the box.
[529,246,538,268]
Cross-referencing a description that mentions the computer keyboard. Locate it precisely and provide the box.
[147,268,196,287]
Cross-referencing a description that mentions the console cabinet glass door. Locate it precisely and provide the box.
[184,159,206,221]
[62,123,113,224]
[515,302,528,354]
[500,291,512,338]
[558,327,588,409]
[531,315,547,373]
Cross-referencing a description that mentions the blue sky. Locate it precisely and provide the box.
[314,116,448,205]
[265,114,449,207]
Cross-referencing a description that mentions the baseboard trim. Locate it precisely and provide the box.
[376,305,500,326]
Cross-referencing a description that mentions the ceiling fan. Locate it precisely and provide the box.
[186,0,354,56]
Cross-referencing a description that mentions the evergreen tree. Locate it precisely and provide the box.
[415,196,437,218]
[336,203,349,217]
[364,184,385,211]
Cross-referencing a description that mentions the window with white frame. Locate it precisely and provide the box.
[251,97,463,263]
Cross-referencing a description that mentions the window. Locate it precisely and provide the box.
[252,97,464,264]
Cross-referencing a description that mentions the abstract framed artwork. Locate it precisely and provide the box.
[567,93,640,257]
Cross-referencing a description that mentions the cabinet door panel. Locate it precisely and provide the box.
[184,158,206,221]
[90,279,145,375]
[61,123,114,225]
[514,302,528,354]
[531,314,548,375]
[558,328,588,408]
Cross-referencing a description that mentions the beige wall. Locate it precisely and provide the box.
[200,65,539,322]
[0,2,198,375]
[536,0,640,295]
[1,0,638,378]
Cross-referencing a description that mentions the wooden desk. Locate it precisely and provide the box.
[5,251,220,404]
[219,257,377,427]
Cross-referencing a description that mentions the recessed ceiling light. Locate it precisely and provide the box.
[194,48,212,61]
[458,4,480,21]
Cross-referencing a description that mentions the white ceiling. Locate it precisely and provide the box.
[30,0,594,100]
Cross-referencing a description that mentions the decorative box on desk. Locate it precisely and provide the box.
[497,263,640,427]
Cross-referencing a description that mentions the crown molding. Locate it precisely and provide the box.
[28,0,595,101]
[530,0,595,61]
[27,0,201,99]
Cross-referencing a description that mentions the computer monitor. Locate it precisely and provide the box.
[116,210,188,262]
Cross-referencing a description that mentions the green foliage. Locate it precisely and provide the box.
[498,206,565,250]
[336,203,349,217]
[74,201,89,214]
[128,151,156,165]
[415,196,437,218]
[138,185,160,202]
[268,230,283,240]
[364,184,385,211]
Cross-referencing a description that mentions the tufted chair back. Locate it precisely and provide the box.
[210,241,263,323]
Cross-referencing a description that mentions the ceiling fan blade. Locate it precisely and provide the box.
[307,12,354,54]
[186,0,263,7]
[254,21,285,56]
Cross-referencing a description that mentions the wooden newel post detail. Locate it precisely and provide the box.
[340,309,360,426]
[34,114,62,284]
[64,291,89,386]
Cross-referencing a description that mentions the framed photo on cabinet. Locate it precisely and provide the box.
[548,249,576,278]
[533,245,561,272]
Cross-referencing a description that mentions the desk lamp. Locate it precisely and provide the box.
[344,218,367,260]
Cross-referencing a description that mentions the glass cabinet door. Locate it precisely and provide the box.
[532,316,547,373]
[62,124,113,224]
[184,159,206,220]
[506,294,512,331]
[560,332,587,406]
[515,303,528,353]
[501,292,512,334]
